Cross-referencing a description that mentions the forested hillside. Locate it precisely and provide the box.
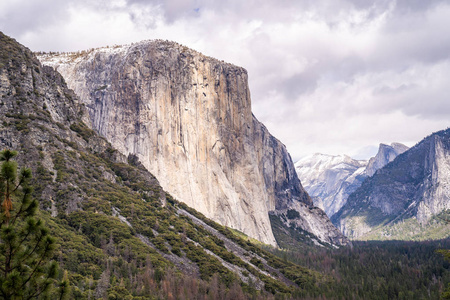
[266,239,450,299]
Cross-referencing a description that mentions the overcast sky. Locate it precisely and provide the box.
[1,0,449,161]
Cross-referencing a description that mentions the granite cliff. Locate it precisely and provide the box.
[38,41,347,246]
[365,143,409,177]
[332,130,450,240]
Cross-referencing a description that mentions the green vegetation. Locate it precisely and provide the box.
[265,239,450,299]
[0,150,67,299]
[19,137,305,298]
[269,214,329,249]
[69,122,95,142]
[437,214,450,299]
[286,209,300,220]
[362,212,450,241]
[441,248,450,299]
[270,212,450,299]
[3,123,449,299]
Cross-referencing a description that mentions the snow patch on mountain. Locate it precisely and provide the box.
[295,143,409,218]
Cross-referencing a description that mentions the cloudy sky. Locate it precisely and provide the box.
[1,0,449,161]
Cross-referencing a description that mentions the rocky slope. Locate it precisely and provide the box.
[0,31,331,298]
[38,41,347,246]
[332,130,450,239]
[295,143,408,218]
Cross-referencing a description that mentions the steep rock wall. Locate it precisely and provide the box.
[365,143,409,177]
[39,41,324,245]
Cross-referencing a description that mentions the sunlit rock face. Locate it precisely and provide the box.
[38,41,349,246]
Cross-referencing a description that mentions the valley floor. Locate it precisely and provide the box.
[265,239,450,299]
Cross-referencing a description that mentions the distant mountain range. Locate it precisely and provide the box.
[297,135,450,241]
[295,143,408,217]
[332,129,450,240]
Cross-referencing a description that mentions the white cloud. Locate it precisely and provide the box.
[1,0,449,161]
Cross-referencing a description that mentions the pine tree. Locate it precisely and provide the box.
[0,149,67,299]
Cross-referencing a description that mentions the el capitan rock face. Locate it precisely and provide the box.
[39,41,346,246]
[0,33,321,291]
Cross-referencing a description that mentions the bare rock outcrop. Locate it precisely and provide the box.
[365,143,409,177]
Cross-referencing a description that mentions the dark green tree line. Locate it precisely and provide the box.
[438,213,450,299]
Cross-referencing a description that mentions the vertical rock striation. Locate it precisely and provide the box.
[39,41,345,246]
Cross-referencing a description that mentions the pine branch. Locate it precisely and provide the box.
[25,279,52,300]
[16,232,45,273]
[19,249,48,290]
[10,192,32,226]
[11,177,24,194]
[10,226,33,258]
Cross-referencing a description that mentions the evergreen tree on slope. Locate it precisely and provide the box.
[0,149,67,299]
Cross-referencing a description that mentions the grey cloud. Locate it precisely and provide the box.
[333,56,368,83]
[127,0,202,23]
[280,72,319,99]
[0,0,70,38]
[346,0,442,13]
[272,56,367,104]
[1,0,448,160]
[402,89,450,120]
[392,0,444,14]
[373,84,417,96]
[0,0,139,43]
[369,78,450,120]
